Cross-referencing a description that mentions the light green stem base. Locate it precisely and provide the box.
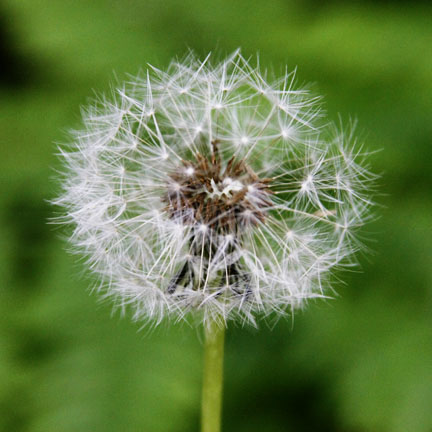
[201,320,225,432]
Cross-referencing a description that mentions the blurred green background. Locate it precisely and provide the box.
[1,0,431,431]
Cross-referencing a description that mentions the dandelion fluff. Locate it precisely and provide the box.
[54,51,374,326]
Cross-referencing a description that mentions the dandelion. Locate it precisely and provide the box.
[54,50,375,432]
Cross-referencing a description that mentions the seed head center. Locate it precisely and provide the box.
[163,141,273,232]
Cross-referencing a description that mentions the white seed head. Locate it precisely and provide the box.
[53,51,375,327]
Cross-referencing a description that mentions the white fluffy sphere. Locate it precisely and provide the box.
[54,51,374,326]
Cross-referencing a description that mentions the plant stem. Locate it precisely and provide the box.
[201,320,225,432]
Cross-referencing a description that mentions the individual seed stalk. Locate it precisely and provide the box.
[201,320,225,432]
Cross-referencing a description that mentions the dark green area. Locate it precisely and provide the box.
[0,1,431,431]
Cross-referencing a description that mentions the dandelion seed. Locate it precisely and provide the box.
[54,51,375,327]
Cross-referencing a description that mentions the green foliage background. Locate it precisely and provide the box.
[0,1,431,431]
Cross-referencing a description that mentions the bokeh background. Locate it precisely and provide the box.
[1,1,431,431]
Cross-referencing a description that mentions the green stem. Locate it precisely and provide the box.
[201,320,225,432]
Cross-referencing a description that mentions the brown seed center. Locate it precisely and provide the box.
[163,141,272,233]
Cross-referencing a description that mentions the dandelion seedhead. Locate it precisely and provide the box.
[54,51,375,327]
